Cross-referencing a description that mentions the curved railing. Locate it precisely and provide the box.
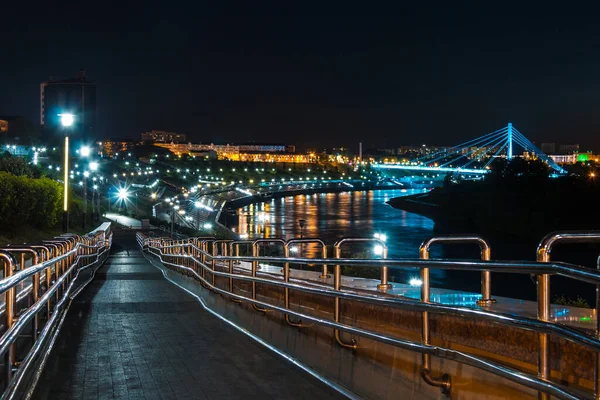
[137,231,600,400]
[0,223,112,400]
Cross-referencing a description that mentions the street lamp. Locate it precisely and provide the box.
[194,201,201,230]
[59,113,74,232]
[172,204,180,238]
[80,146,91,157]
[80,147,94,229]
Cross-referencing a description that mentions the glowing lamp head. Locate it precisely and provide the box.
[59,113,74,127]
[117,188,129,200]
[89,161,99,171]
[80,146,91,157]
[373,245,384,256]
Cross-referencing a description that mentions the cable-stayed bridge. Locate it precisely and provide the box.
[373,123,566,175]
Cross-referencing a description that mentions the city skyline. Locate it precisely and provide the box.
[2,3,600,151]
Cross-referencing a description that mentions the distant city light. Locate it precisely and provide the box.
[203,223,213,229]
[289,246,299,254]
[80,146,91,157]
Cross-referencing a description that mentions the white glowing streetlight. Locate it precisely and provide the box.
[59,113,74,127]
[80,146,91,157]
[58,113,75,232]
[89,161,99,171]
[117,188,130,201]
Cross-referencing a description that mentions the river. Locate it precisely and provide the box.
[232,189,452,288]
[230,188,597,303]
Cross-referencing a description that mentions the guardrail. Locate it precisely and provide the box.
[0,223,112,399]
[137,231,600,400]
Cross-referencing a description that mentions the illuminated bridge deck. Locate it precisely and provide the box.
[34,232,343,400]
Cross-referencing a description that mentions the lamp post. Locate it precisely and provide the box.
[59,113,74,232]
[82,170,89,228]
[194,201,201,230]
[172,204,179,238]
[80,146,91,229]
[89,162,98,222]
[92,184,98,222]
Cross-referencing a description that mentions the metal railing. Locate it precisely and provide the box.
[137,231,600,400]
[0,223,112,399]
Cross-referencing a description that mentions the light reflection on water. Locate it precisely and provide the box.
[234,189,446,284]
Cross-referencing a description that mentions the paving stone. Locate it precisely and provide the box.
[34,232,345,399]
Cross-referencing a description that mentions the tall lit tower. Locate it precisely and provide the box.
[507,122,513,160]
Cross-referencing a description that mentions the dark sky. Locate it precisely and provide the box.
[2,2,600,151]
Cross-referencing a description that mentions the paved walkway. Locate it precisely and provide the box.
[35,232,344,400]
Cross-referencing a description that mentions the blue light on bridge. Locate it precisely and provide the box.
[372,164,490,175]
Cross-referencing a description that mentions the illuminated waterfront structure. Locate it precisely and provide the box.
[155,142,307,162]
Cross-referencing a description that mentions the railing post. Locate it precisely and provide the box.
[321,246,329,279]
[377,246,391,291]
[419,241,452,396]
[476,244,495,306]
[283,243,302,327]
[535,231,600,400]
[1,253,16,381]
[333,242,357,350]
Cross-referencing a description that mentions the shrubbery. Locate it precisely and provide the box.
[0,172,63,232]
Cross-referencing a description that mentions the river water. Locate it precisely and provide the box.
[231,188,598,303]
[233,189,452,288]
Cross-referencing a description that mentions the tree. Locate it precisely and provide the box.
[0,153,40,178]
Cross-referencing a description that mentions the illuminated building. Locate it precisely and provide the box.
[141,130,186,143]
[549,153,600,164]
[97,139,138,157]
[40,69,96,140]
[559,144,580,154]
[155,142,306,162]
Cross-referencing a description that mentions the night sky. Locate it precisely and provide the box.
[2,2,600,151]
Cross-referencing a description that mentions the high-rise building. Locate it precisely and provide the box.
[559,144,579,154]
[40,69,96,140]
[540,143,556,154]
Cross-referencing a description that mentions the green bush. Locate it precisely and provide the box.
[0,172,63,233]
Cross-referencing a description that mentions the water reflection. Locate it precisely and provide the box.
[235,189,441,262]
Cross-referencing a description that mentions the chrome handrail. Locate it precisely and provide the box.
[139,231,600,400]
[0,223,112,399]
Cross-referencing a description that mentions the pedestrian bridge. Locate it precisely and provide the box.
[0,224,599,399]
